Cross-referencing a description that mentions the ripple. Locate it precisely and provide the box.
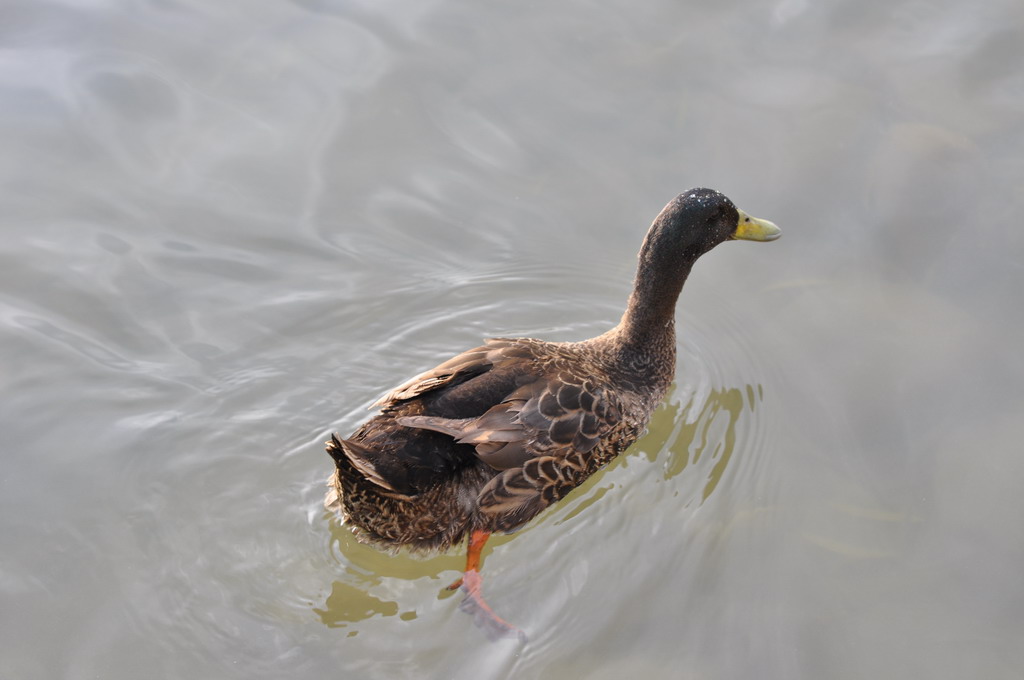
[314,280,783,647]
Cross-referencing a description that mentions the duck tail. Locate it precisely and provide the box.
[325,433,350,466]
[326,434,414,498]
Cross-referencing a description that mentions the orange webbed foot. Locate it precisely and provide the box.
[457,570,527,642]
[446,530,527,642]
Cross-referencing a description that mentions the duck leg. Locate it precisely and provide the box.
[446,529,489,590]
[447,530,526,641]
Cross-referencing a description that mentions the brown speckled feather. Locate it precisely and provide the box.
[395,339,637,530]
[327,337,656,550]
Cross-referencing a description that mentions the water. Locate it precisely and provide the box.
[2,0,1023,678]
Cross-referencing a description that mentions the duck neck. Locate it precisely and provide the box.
[612,249,694,357]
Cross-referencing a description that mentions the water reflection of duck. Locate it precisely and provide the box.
[325,188,779,637]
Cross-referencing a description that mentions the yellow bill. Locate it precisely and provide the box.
[734,209,781,241]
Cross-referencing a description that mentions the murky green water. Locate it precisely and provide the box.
[2,0,1023,678]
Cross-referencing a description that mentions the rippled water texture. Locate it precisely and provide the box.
[2,0,1023,678]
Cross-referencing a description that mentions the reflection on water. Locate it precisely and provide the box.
[657,384,760,500]
[315,378,763,636]
[317,509,463,632]
[315,581,412,632]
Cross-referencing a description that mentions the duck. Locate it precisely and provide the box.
[325,187,779,636]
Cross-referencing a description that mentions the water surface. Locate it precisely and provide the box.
[2,0,1023,678]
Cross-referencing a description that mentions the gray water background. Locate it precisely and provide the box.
[2,0,1023,678]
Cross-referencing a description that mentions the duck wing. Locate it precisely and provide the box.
[373,338,536,410]
[331,339,546,497]
[398,359,625,530]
